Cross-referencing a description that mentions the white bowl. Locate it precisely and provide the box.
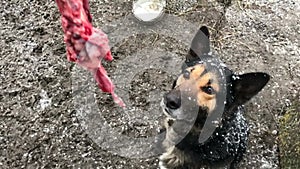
[132,0,166,23]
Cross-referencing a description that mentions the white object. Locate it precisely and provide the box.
[133,0,166,22]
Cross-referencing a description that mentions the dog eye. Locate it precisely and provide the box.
[201,86,215,95]
[183,70,190,79]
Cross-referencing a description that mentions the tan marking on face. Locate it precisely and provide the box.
[175,64,220,113]
[188,65,205,80]
[175,65,205,87]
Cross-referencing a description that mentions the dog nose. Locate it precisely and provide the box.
[164,90,181,109]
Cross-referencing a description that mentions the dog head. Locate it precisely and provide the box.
[161,26,270,121]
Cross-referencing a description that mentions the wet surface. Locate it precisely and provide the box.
[0,0,299,168]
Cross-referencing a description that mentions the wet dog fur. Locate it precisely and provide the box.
[159,26,270,169]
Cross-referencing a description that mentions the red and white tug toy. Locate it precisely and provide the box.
[55,0,125,107]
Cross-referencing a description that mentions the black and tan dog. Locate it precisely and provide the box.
[159,26,270,169]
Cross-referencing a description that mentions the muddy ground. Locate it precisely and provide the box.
[0,0,299,169]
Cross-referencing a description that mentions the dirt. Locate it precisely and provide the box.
[0,0,299,169]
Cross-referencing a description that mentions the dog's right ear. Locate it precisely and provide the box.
[231,72,270,105]
[186,26,210,62]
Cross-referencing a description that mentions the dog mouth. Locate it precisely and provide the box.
[164,107,171,115]
[161,99,173,118]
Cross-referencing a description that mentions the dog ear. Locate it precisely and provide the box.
[186,26,210,62]
[231,72,270,105]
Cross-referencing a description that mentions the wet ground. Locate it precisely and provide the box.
[0,0,299,168]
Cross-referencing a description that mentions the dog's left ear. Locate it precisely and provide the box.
[186,26,210,62]
[232,72,270,105]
